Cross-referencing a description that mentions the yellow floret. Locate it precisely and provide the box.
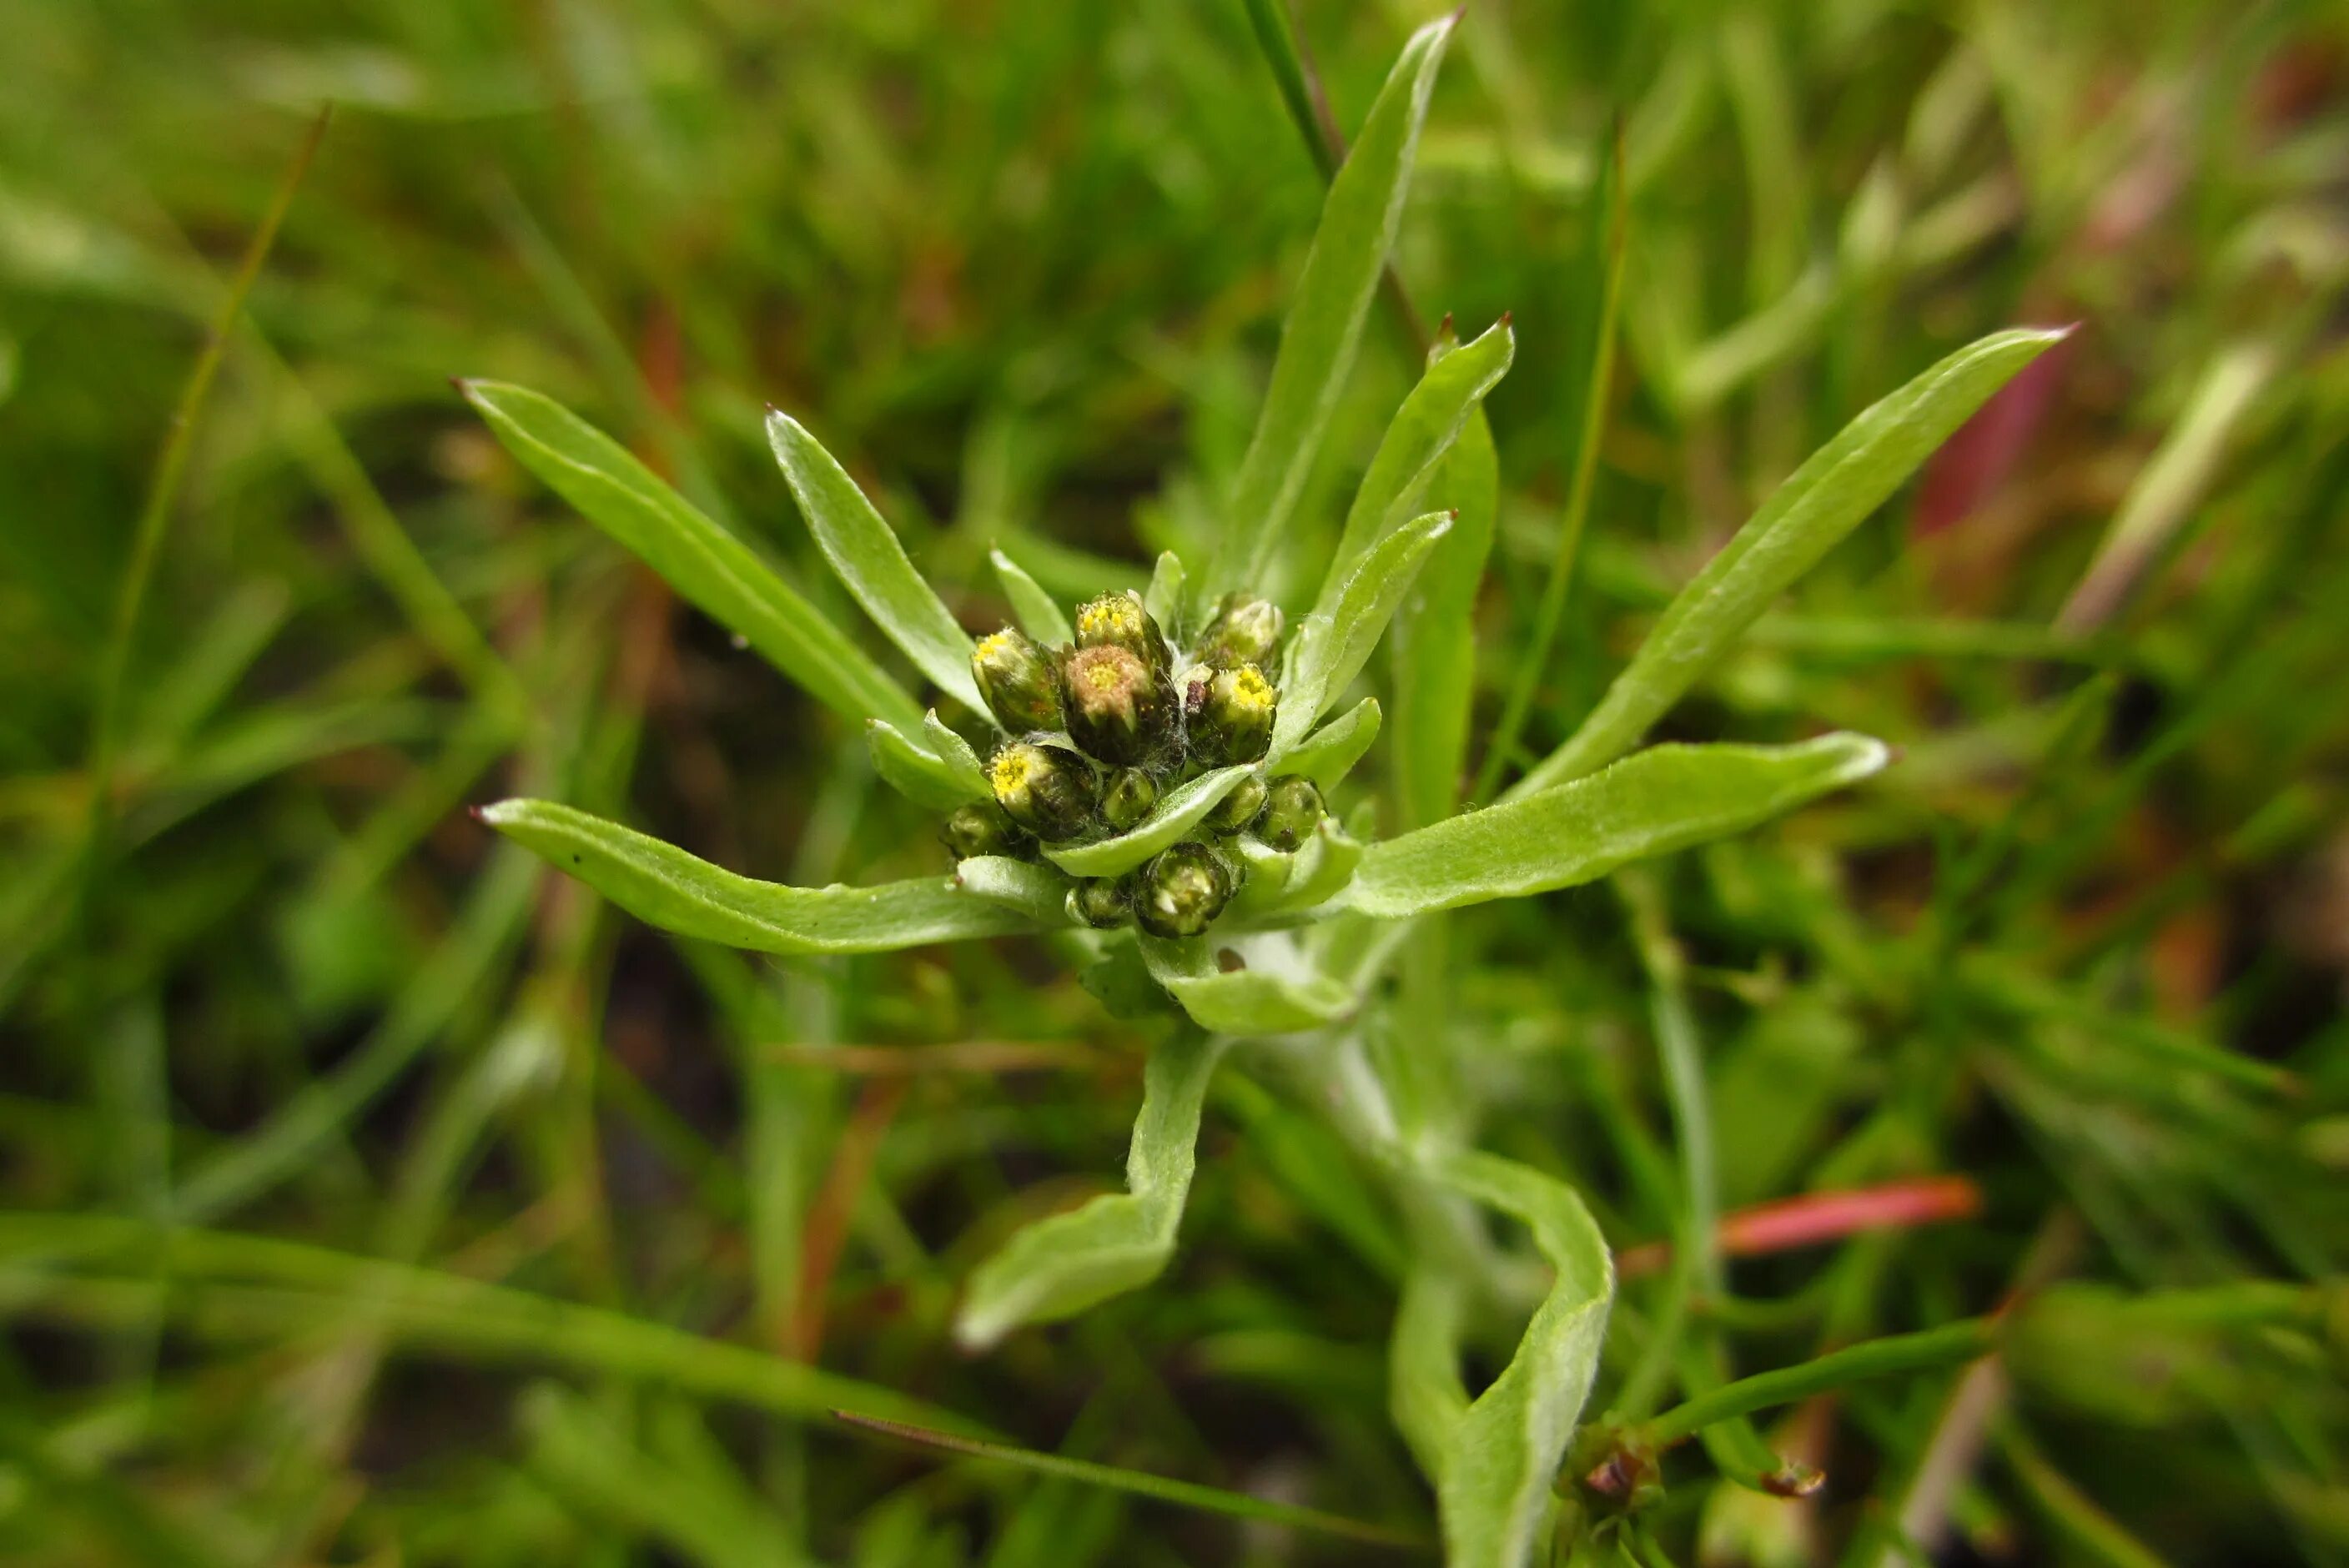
[1230,667,1275,712]
[990,751,1030,792]
[975,630,1016,661]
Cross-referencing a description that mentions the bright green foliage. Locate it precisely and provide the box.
[479,799,1030,953]
[956,1032,1227,1347]
[1281,696,1383,789]
[461,381,927,737]
[868,716,987,810]
[1273,510,1453,754]
[18,5,2332,1566]
[1138,936,1355,1033]
[1044,765,1255,877]
[989,547,1077,646]
[1416,1152,1615,1568]
[1349,735,1890,917]
[1391,408,1498,828]
[1322,318,1515,606]
[952,856,1078,927]
[1512,327,2068,793]
[458,25,1924,1550]
[1219,13,1457,596]
[767,410,986,714]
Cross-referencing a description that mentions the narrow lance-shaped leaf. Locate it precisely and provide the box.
[1224,842,1297,922]
[990,546,1076,647]
[480,798,1032,955]
[1346,734,1889,918]
[1512,326,2065,794]
[1228,821,1366,927]
[1391,405,1497,828]
[1273,511,1452,755]
[1316,317,1513,616]
[1138,934,1355,1035]
[1281,697,1382,791]
[767,411,987,715]
[922,711,988,788]
[1389,1265,1471,1481]
[868,719,985,811]
[956,1032,1229,1349]
[1217,13,1457,598]
[953,857,1076,927]
[463,382,923,735]
[1143,550,1186,632]
[1411,1150,1615,1568]
[1046,766,1255,878]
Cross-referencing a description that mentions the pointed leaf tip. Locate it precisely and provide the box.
[765,410,985,711]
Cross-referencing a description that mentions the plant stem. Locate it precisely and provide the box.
[83,105,330,893]
[1646,1317,1997,1447]
[832,1410,1434,1551]
[1474,121,1627,804]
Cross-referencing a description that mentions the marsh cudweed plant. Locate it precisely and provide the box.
[461,17,2061,1564]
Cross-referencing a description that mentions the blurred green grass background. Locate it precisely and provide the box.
[3,0,2345,1563]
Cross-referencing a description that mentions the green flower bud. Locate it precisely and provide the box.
[1074,591,1169,673]
[1061,644,1176,766]
[971,627,1064,733]
[1255,775,1324,851]
[1135,842,1236,939]
[939,800,1032,861]
[988,741,1097,842]
[1184,661,1276,766]
[1069,876,1134,929]
[1100,766,1159,832]
[1205,773,1267,835]
[1194,592,1284,670]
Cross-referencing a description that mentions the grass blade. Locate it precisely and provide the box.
[479,798,1033,955]
[1238,0,1338,182]
[833,1408,1429,1550]
[2056,337,2276,632]
[462,381,924,734]
[1511,327,2067,797]
[767,410,986,713]
[85,107,329,885]
[0,1213,973,1435]
[1219,13,1457,597]
[1646,1319,1996,1447]
[1474,122,1627,804]
[1348,735,1888,918]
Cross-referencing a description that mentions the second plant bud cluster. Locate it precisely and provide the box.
[939,589,1325,940]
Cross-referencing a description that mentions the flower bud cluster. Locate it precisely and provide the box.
[939,588,1326,938]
